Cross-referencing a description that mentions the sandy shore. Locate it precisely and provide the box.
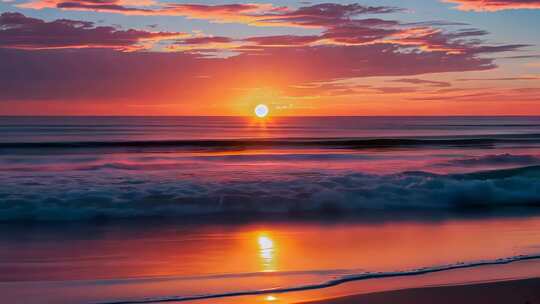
[300,278,540,304]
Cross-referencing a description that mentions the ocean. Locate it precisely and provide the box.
[1,116,540,220]
[1,116,540,303]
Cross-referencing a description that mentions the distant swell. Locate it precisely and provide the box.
[2,134,540,150]
[94,253,540,304]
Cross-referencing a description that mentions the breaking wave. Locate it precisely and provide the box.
[1,165,540,221]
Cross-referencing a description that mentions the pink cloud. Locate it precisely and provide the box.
[0,12,530,106]
[17,1,402,28]
[444,0,540,11]
[410,87,540,102]
[17,0,286,21]
[390,78,452,88]
[20,0,506,57]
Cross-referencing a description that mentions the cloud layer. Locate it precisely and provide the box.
[0,0,537,114]
[16,1,402,27]
[0,12,183,50]
[445,0,540,11]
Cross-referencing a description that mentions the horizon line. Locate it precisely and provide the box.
[2,115,540,118]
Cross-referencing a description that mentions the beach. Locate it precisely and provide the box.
[2,214,540,303]
[302,278,540,304]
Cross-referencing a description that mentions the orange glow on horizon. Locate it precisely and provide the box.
[4,98,540,116]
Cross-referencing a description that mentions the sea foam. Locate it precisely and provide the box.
[1,165,539,221]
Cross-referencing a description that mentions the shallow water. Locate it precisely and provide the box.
[1,215,540,303]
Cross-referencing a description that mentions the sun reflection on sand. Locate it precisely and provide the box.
[257,233,276,272]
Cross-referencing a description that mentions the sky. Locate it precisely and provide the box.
[0,0,539,116]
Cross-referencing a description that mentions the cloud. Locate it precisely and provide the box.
[240,18,402,48]
[501,54,540,59]
[253,3,403,28]
[17,1,402,28]
[17,0,286,23]
[0,12,532,107]
[409,87,540,102]
[0,12,183,50]
[169,36,246,55]
[242,22,526,58]
[178,36,234,45]
[390,78,452,87]
[0,41,497,103]
[444,0,540,11]
[18,0,157,12]
[457,76,540,81]
[244,35,320,46]
[391,28,495,54]
[160,3,285,24]
[11,2,527,55]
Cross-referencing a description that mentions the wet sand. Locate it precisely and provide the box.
[301,278,540,304]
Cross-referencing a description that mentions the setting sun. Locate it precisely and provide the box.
[254,104,269,118]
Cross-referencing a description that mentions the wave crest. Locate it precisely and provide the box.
[1,166,540,221]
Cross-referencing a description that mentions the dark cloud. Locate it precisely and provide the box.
[500,54,540,59]
[244,35,319,46]
[457,76,540,81]
[321,21,401,44]
[396,28,491,54]
[178,36,234,45]
[0,12,181,50]
[56,0,152,13]
[257,3,404,27]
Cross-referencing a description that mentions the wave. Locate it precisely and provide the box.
[437,153,540,167]
[1,165,540,221]
[94,253,540,304]
[2,134,540,150]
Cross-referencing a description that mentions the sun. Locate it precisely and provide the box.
[254,104,269,118]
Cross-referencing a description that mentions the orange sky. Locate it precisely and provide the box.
[1,1,539,116]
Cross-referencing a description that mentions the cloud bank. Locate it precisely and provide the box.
[0,12,183,50]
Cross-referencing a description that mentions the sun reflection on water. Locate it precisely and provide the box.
[265,295,278,302]
[257,233,276,272]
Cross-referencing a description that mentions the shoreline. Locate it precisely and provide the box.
[300,277,540,304]
[3,253,540,304]
[83,254,540,304]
